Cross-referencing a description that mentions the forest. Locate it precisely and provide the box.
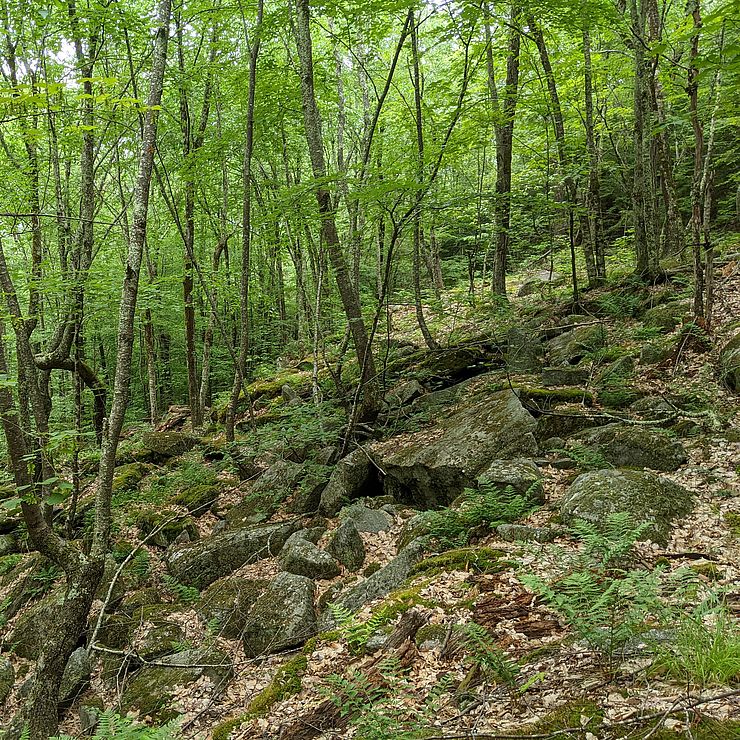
[0,0,739,737]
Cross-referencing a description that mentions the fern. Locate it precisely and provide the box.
[426,482,538,550]
[162,575,200,604]
[51,711,180,739]
[328,603,393,654]
[463,622,520,691]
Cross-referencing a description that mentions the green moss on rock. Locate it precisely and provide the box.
[170,483,220,514]
[411,547,505,577]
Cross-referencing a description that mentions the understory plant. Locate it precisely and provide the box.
[425,481,538,550]
[49,712,180,740]
[520,514,666,671]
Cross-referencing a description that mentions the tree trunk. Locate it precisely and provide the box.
[489,5,521,297]
[293,0,379,420]
[226,0,263,442]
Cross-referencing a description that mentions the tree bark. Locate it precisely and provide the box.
[293,0,379,420]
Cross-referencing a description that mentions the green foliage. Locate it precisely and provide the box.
[424,482,538,550]
[329,603,394,654]
[462,622,523,693]
[558,442,611,471]
[51,711,180,740]
[652,608,740,687]
[520,514,665,669]
[324,657,445,740]
[0,553,22,577]
[594,291,643,318]
[162,575,199,605]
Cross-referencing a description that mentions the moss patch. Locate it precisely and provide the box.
[411,547,505,577]
[725,512,740,539]
[170,483,220,514]
[212,655,308,739]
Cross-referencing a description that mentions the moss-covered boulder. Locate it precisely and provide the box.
[376,389,537,510]
[196,577,268,638]
[639,339,676,365]
[0,534,18,557]
[323,539,425,621]
[120,646,232,723]
[279,536,340,580]
[170,483,220,515]
[134,621,186,662]
[541,367,590,387]
[319,448,381,517]
[719,333,740,392]
[326,520,366,571]
[506,328,544,373]
[136,510,199,547]
[4,587,63,659]
[339,503,393,533]
[242,573,317,657]
[165,520,297,589]
[140,431,199,460]
[547,324,606,366]
[642,302,687,332]
[112,462,151,494]
[560,469,694,544]
[569,424,687,471]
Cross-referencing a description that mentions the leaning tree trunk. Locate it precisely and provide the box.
[293,0,379,419]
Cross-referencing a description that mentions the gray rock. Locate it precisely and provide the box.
[135,622,185,662]
[242,573,317,657]
[319,448,380,516]
[326,520,366,571]
[0,656,14,706]
[570,423,687,471]
[140,431,199,460]
[547,324,606,366]
[629,396,675,420]
[59,647,92,703]
[279,537,340,580]
[517,270,565,297]
[541,367,590,387]
[324,540,425,620]
[165,520,298,589]
[196,577,268,638]
[477,458,544,504]
[596,356,635,383]
[643,303,686,332]
[378,389,537,509]
[4,588,63,659]
[384,379,425,408]
[496,524,559,543]
[120,647,232,723]
[720,333,740,392]
[339,503,393,533]
[560,469,694,545]
[79,700,103,735]
[506,328,544,373]
[282,384,298,402]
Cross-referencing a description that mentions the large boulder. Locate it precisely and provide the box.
[140,431,199,460]
[120,647,232,723]
[339,503,393,533]
[376,389,537,509]
[4,589,62,659]
[570,423,687,471]
[517,270,565,298]
[547,324,606,366]
[319,448,380,516]
[196,577,268,638]
[720,334,740,392]
[279,537,340,580]
[165,520,298,589]
[326,521,366,571]
[560,469,693,545]
[59,647,92,703]
[642,303,687,332]
[241,573,317,657]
